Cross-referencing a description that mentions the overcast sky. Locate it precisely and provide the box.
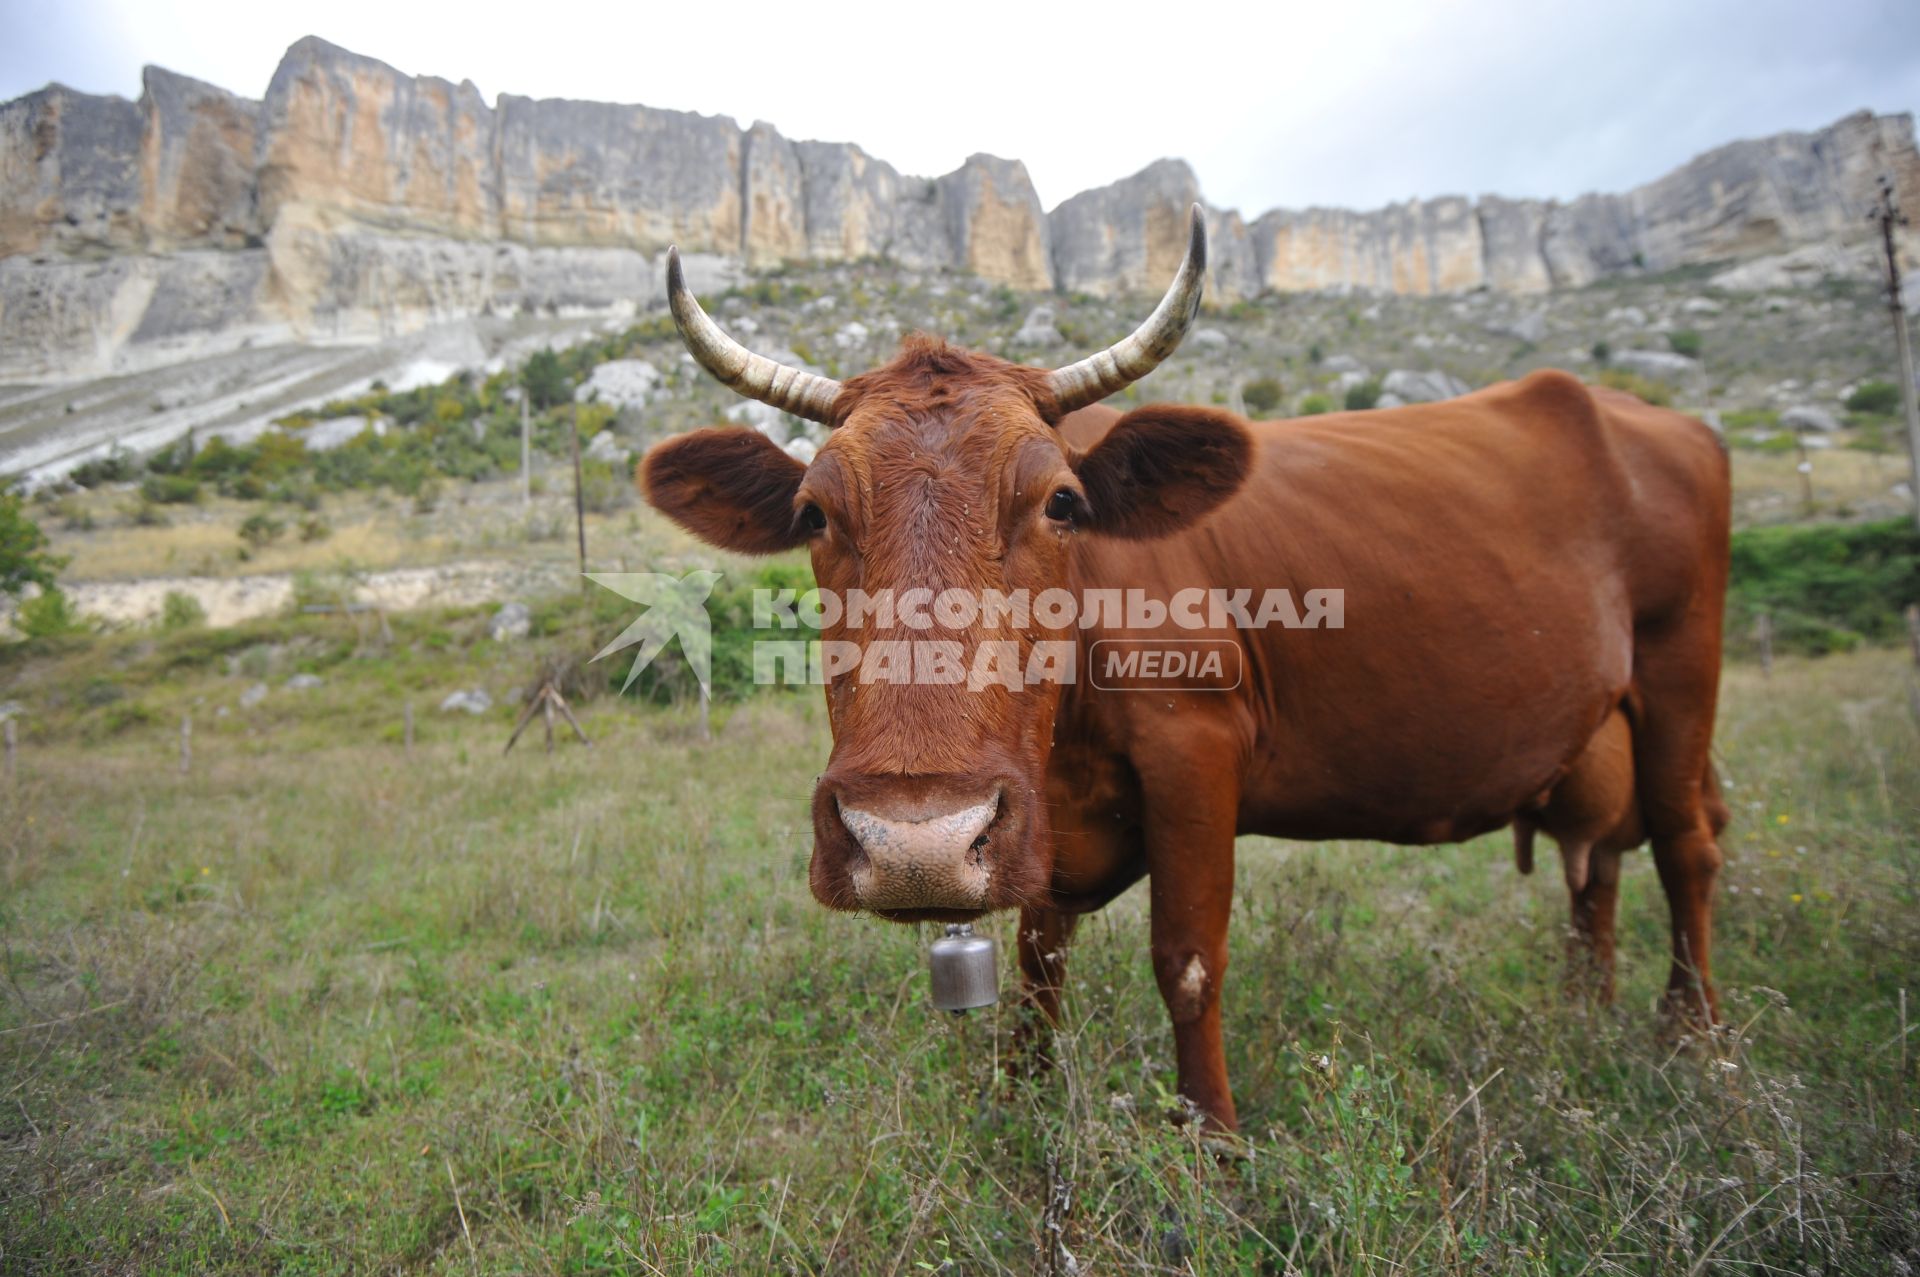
[3,0,1917,215]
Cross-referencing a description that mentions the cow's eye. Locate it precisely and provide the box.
[799,502,827,533]
[1044,488,1079,524]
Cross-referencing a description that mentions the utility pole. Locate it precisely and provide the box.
[1871,175,1920,533]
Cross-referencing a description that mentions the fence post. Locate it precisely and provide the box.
[179,713,192,775]
[1757,612,1773,678]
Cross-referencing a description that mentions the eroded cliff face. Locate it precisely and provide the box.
[2,33,1915,380]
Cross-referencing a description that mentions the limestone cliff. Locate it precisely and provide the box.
[2,34,1915,380]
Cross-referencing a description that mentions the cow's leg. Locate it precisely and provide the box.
[1633,638,1726,1028]
[1010,906,1078,1074]
[1140,776,1240,1133]
[1565,845,1623,1003]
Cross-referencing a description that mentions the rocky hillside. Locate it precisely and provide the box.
[2,36,1916,383]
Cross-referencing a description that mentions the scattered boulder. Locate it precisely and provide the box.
[584,431,629,464]
[1012,306,1064,348]
[1604,306,1648,328]
[1496,308,1548,343]
[1612,350,1699,380]
[726,400,789,441]
[1190,327,1229,351]
[1781,405,1843,433]
[573,359,660,409]
[286,673,323,690]
[240,682,269,709]
[489,602,531,642]
[833,320,869,349]
[440,688,493,715]
[1375,392,1407,410]
[1382,369,1470,403]
[1682,297,1724,316]
[1321,354,1367,374]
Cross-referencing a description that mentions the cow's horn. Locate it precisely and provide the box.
[1046,204,1208,415]
[665,247,843,423]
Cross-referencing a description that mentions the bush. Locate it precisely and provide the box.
[1668,330,1703,359]
[1241,377,1284,416]
[298,515,332,543]
[69,448,136,488]
[141,474,202,505]
[1727,519,1920,657]
[1343,379,1382,412]
[522,349,569,411]
[1595,368,1673,406]
[1297,394,1333,416]
[160,591,207,630]
[237,513,285,550]
[1845,381,1901,415]
[15,588,86,639]
[1591,340,1612,365]
[0,492,65,600]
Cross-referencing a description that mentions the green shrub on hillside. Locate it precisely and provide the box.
[1595,368,1673,406]
[1844,381,1900,415]
[1727,519,1920,657]
[1297,394,1333,416]
[1241,377,1284,416]
[140,474,201,505]
[1344,379,1382,411]
[1668,330,1703,359]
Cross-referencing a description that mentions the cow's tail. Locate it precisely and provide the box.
[1515,817,1536,875]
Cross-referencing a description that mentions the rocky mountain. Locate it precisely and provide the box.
[1,35,1916,381]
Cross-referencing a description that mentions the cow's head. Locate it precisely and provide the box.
[643,207,1249,921]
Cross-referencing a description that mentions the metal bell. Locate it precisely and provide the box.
[929,923,998,1013]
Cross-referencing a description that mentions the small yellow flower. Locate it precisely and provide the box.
[1775,814,1790,826]
[1790,893,1803,903]
[200,866,210,875]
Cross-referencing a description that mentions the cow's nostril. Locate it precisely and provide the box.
[969,833,990,851]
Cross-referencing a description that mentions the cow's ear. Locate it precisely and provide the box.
[641,427,809,555]
[1070,405,1252,539]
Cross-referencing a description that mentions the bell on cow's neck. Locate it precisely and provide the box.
[929,924,998,1013]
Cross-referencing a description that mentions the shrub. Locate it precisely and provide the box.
[1591,340,1611,365]
[1845,380,1901,415]
[1726,519,1920,657]
[1297,394,1333,416]
[141,474,202,505]
[1595,368,1672,406]
[1343,379,1382,412]
[69,448,136,488]
[15,588,86,639]
[0,492,65,600]
[238,513,285,550]
[522,349,569,411]
[1668,330,1703,359]
[161,591,207,630]
[298,515,332,543]
[1241,377,1284,416]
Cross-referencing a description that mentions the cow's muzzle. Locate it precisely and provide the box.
[838,792,999,912]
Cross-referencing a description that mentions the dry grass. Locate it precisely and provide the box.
[0,632,1916,1273]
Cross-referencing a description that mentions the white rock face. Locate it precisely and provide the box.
[1781,406,1844,433]
[489,602,531,641]
[1012,306,1064,348]
[1613,350,1700,380]
[1382,369,1470,403]
[574,359,660,408]
[440,688,493,714]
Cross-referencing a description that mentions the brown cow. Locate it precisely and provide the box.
[641,208,1731,1131]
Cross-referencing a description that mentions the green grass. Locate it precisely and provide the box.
[2,634,1918,1272]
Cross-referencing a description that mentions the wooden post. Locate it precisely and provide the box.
[1871,176,1920,534]
[4,718,14,782]
[569,413,587,582]
[1907,602,1920,668]
[520,393,532,509]
[404,702,415,755]
[697,683,711,742]
[1757,612,1773,677]
[179,713,192,774]
[1794,432,1814,515]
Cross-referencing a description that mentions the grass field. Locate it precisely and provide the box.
[1,620,1917,1272]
